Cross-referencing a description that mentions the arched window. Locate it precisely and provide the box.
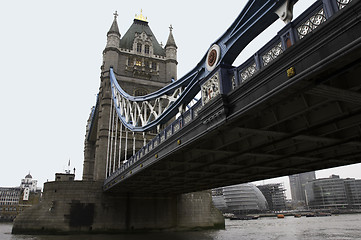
[137,43,142,53]
[144,45,150,54]
[152,62,157,71]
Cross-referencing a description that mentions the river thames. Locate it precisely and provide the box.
[1,214,361,240]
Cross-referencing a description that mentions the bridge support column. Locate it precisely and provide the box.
[93,74,113,181]
[82,140,96,181]
[12,181,224,234]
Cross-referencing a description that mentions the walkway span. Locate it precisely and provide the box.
[104,0,361,194]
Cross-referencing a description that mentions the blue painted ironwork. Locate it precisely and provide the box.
[104,0,354,186]
[110,0,299,132]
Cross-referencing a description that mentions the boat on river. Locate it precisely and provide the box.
[230,215,259,220]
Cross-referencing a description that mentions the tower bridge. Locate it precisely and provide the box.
[103,0,361,194]
[13,0,361,234]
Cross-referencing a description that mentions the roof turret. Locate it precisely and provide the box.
[165,25,177,48]
[107,11,120,37]
[119,13,165,56]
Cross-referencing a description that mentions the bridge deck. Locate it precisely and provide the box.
[104,1,361,194]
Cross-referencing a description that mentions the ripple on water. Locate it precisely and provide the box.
[1,214,361,240]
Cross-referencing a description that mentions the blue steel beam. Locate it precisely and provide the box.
[213,0,297,65]
[110,0,297,132]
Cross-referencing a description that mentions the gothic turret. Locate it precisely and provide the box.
[106,11,121,48]
[103,11,121,72]
[165,25,178,81]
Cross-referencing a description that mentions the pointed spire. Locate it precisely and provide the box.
[165,25,177,48]
[107,11,120,37]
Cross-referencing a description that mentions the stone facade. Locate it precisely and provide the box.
[13,181,223,234]
[83,14,177,181]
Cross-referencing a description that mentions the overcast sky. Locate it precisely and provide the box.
[1,0,360,198]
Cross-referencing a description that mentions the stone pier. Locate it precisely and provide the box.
[12,181,224,234]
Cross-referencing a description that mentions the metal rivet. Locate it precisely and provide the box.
[287,67,295,78]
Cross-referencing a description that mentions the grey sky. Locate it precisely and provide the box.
[1,0,360,198]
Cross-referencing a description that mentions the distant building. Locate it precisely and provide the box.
[20,173,38,193]
[20,173,41,201]
[0,187,20,206]
[212,187,228,212]
[212,183,268,214]
[345,178,361,208]
[257,183,286,211]
[305,175,361,209]
[0,187,21,221]
[289,171,316,203]
[55,173,75,182]
[0,173,41,221]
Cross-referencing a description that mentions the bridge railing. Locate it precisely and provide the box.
[104,0,353,185]
[230,0,346,90]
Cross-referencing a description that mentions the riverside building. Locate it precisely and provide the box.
[289,171,316,204]
[305,175,361,209]
[257,183,287,211]
[0,174,41,221]
[212,183,268,214]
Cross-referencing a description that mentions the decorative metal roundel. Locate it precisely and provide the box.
[206,44,220,71]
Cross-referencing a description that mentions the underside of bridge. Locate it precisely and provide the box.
[107,1,361,194]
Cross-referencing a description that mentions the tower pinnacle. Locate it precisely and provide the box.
[165,24,178,80]
[135,9,148,22]
[106,12,121,48]
[107,11,120,37]
[165,24,177,48]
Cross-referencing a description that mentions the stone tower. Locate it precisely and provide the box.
[83,11,178,181]
[165,25,178,81]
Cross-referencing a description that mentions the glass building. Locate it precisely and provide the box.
[304,175,361,209]
[212,183,268,214]
[212,187,228,212]
[257,183,286,211]
[345,179,361,208]
[289,171,316,203]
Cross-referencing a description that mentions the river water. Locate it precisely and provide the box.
[1,214,361,240]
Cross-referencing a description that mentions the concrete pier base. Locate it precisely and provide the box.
[12,181,224,234]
